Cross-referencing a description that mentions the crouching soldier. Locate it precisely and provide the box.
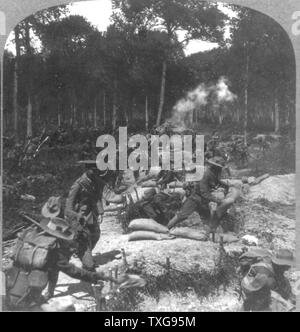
[4,216,126,311]
[65,161,124,271]
[167,157,237,236]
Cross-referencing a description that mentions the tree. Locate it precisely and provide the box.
[112,0,228,126]
[229,7,296,133]
[11,6,68,139]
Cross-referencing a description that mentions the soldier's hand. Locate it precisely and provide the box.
[118,274,146,290]
[97,214,103,224]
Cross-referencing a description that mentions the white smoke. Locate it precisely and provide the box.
[215,77,236,103]
[169,76,237,130]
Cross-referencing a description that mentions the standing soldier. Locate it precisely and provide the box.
[65,161,124,271]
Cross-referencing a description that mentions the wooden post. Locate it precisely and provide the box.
[121,248,128,270]
[109,268,113,291]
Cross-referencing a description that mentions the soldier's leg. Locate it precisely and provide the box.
[44,269,59,300]
[167,197,198,229]
[76,231,95,272]
[213,187,240,230]
[90,222,101,250]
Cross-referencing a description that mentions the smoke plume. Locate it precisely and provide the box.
[168,77,237,131]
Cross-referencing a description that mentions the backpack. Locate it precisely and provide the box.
[5,228,57,308]
[13,228,57,270]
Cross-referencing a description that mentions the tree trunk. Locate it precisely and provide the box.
[13,26,21,139]
[274,93,280,133]
[103,91,106,128]
[94,96,97,128]
[145,95,149,131]
[24,20,34,139]
[112,80,117,131]
[156,60,167,126]
[244,44,250,145]
[27,95,33,139]
[58,104,61,127]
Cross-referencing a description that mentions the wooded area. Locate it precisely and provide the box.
[2,0,296,140]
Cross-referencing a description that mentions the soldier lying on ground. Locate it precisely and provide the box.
[4,216,128,311]
[167,157,237,236]
[239,248,296,311]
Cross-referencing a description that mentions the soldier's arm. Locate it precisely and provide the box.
[197,175,222,203]
[65,182,80,215]
[218,179,230,192]
[55,247,113,283]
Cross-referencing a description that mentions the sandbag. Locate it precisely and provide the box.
[128,218,169,234]
[128,231,175,241]
[170,227,207,241]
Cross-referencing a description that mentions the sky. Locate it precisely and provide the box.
[68,0,227,55]
[5,0,237,55]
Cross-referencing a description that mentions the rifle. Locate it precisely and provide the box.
[19,212,44,230]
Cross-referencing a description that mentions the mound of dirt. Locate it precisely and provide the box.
[247,174,295,205]
[98,218,220,277]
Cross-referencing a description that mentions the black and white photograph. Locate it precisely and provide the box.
[0,0,299,313]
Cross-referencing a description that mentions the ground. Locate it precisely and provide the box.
[2,137,298,311]
[30,174,296,312]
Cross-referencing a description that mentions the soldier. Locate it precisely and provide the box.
[65,161,124,271]
[167,157,234,235]
[4,216,127,311]
[271,249,296,304]
[239,249,296,311]
[241,260,294,312]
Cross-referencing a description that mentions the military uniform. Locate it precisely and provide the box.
[168,165,229,228]
[5,223,108,311]
[65,171,106,271]
[240,249,296,311]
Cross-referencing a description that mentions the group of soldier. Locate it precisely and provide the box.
[3,131,296,311]
[4,161,132,311]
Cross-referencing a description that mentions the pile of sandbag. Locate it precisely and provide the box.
[127,218,239,243]
[127,218,207,242]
